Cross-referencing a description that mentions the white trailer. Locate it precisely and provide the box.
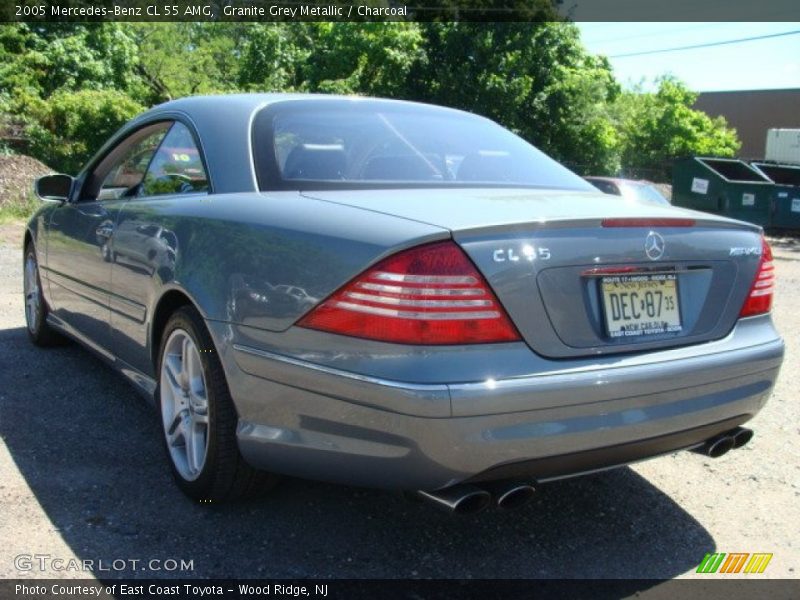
[766,129,800,165]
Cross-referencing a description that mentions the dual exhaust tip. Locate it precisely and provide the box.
[416,481,536,515]
[417,426,755,515]
[691,426,754,458]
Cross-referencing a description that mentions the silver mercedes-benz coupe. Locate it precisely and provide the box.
[25,94,784,513]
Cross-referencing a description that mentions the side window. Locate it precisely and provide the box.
[96,124,171,201]
[141,122,209,197]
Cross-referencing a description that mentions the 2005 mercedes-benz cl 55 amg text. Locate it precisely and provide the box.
[25,94,784,513]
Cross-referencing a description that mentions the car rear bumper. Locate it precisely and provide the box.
[209,320,784,491]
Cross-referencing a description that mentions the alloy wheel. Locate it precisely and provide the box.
[160,328,210,481]
[24,253,41,333]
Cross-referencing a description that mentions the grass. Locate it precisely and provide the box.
[0,192,39,223]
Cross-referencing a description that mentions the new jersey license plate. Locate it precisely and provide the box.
[600,273,682,338]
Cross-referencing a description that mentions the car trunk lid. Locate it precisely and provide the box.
[301,188,763,357]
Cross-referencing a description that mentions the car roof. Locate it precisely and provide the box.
[139,93,473,123]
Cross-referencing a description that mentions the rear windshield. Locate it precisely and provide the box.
[620,182,670,205]
[252,100,593,192]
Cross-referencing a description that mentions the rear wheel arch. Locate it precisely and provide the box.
[153,301,277,501]
[23,229,34,254]
[150,289,201,369]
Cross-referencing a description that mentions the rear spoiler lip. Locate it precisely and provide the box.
[451,215,762,238]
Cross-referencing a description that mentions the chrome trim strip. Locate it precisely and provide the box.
[109,294,147,323]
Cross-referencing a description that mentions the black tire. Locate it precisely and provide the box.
[23,244,66,347]
[156,306,277,502]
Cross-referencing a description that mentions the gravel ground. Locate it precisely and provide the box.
[0,224,797,582]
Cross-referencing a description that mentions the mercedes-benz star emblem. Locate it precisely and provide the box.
[645,231,665,261]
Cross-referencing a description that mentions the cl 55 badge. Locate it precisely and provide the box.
[493,245,551,262]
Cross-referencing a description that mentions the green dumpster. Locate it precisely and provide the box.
[751,162,800,231]
[672,157,773,227]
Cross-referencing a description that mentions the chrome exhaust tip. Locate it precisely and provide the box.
[416,485,492,515]
[731,426,754,449]
[484,481,536,510]
[693,433,735,458]
[692,427,754,458]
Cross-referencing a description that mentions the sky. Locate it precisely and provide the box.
[576,22,800,92]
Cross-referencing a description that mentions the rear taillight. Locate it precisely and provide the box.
[298,241,521,345]
[739,237,775,318]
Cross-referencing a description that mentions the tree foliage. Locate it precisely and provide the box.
[298,23,425,97]
[131,23,247,102]
[0,22,740,179]
[409,23,622,174]
[612,77,740,180]
[0,24,142,100]
[25,89,143,174]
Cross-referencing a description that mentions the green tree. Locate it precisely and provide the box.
[613,77,740,180]
[0,21,741,185]
[237,23,426,97]
[298,23,424,97]
[237,24,309,92]
[0,23,143,101]
[410,22,621,174]
[25,89,143,174]
[131,23,248,102]
[0,23,147,166]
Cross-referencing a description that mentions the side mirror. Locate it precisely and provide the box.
[35,174,74,202]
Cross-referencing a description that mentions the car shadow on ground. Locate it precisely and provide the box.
[0,325,714,582]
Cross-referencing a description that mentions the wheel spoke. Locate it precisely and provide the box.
[191,419,207,473]
[187,364,208,415]
[186,344,202,391]
[181,337,192,388]
[185,342,196,380]
[185,417,199,474]
[163,354,185,398]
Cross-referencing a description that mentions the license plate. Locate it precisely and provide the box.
[600,274,682,338]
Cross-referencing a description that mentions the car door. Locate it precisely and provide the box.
[46,122,172,354]
[110,121,211,377]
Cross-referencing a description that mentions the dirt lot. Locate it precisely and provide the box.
[0,222,797,582]
[0,155,51,205]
